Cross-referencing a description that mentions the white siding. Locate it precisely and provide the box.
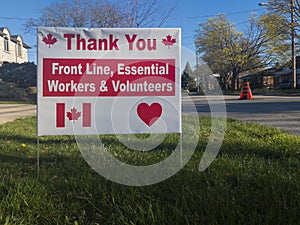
[0,28,29,65]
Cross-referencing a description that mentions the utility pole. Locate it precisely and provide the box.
[259,0,297,89]
[196,50,200,93]
[291,0,297,89]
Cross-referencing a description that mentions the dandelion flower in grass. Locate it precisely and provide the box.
[21,143,26,148]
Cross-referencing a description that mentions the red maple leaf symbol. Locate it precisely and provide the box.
[42,33,57,48]
[66,107,81,121]
[162,35,176,48]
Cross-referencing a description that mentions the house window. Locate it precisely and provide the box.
[4,36,9,52]
[17,42,22,57]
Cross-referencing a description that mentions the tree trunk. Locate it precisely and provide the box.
[231,71,238,91]
[219,76,227,91]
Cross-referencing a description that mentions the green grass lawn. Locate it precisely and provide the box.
[0,116,299,225]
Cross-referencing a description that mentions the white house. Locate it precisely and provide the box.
[0,27,31,65]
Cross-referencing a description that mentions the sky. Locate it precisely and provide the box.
[0,0,267,65]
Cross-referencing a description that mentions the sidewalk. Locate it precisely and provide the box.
[0,104,36,125]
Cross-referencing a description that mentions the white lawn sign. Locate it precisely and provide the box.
[37,27,181,136]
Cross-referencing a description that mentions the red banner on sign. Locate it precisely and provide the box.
[43,58,176,97]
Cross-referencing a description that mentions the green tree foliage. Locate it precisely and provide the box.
[258,13,290,66]
[263,0,299,26]
[195,15,242,90]
[181,62,196,91]
[194,14,285,90]
[258,0,300,66]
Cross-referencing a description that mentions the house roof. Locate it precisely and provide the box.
[22,43,31,49]
[274,68,300,76]
[10,35,22,44]
[0,27,31,49]
[0,27,10,34]
[238,68,266,79]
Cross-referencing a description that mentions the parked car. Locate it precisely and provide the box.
[280,79,293,89]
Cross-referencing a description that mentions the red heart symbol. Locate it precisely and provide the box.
[137,102,162,126]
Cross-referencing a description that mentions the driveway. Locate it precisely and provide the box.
[0,104,36,125]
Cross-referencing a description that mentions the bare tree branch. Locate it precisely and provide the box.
[23,0,174,32]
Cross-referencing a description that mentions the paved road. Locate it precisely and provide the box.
[183,95,300,136]
[1,96,300,136]
[0,104,36,125]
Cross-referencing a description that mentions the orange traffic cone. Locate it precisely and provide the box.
[239,81,253,100]
[239,91,243,99]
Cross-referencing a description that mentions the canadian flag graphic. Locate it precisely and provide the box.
[56,103,91,128]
